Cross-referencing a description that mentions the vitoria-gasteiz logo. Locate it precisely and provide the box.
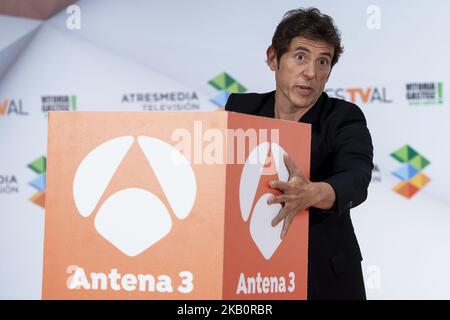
[208,72,247,108]
[390,145,430,199]
[406,82,443,105]
[41,95,77,116]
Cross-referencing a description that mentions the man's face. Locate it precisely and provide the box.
[267,36,334,111]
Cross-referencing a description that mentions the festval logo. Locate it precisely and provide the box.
[208,72,247,108]
[73,136,197,257]
[28,156,46,208]
[390,145,430,199]
[325,87,393,104]
[0,99,28,117]
[239,142,289,260]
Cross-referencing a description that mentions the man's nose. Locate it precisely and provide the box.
[302,61,316,79]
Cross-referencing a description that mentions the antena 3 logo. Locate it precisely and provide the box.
[240,142,289,260]
[73,136,197,257]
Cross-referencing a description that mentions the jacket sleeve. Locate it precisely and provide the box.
[323,105,374,215]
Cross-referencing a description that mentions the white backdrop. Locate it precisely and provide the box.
[1,0,449,299]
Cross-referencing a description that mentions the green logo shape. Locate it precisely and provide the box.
[438,82,443,104]
[70,95,77,111]
[227,82,247,94]
[27,156,46,174]
[209,72,247,93]
[409,154,430,170]
[390,145,418,163]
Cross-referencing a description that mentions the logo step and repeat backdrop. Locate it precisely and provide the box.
[1,0,450,299]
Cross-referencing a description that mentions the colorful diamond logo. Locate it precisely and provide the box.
[28,156,46,208]
[390,145,430,199]
[208,72,247,108]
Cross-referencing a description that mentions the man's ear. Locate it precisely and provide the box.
[266,45,278,71]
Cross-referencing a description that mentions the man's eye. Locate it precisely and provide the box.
[319,59,329,66]
[295,54,305,60]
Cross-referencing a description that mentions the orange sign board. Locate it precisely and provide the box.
[42,111,310,299]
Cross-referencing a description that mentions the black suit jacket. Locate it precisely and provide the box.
[225,91,374,300]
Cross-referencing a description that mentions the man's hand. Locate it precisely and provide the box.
[268,153,336,239]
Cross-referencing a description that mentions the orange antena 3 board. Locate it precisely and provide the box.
[43,111,311,299]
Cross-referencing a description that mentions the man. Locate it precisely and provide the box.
[225,8,373,300]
